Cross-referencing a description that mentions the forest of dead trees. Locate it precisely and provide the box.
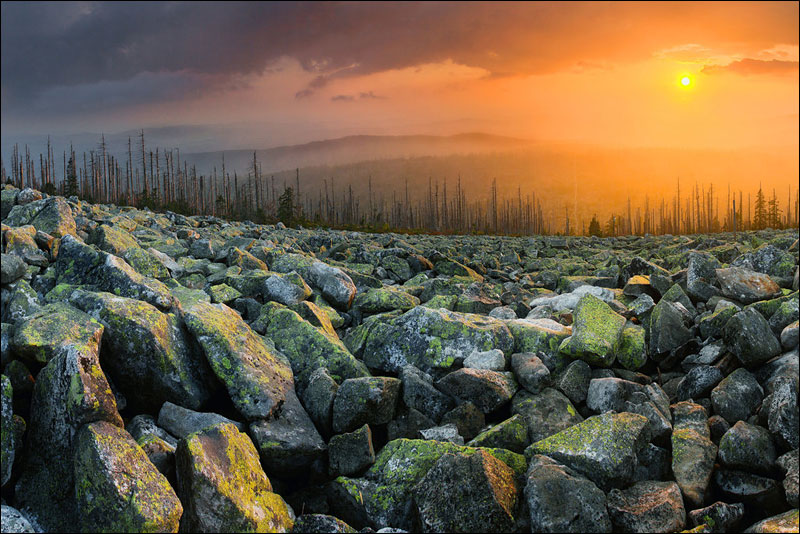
[3,133,799,237]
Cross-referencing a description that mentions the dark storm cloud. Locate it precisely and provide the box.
[701,58,799,76]
[2,1,797,109]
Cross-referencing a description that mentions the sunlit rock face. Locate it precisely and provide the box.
[2,185,798,533]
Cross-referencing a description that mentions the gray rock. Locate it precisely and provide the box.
[263,271,312,305]
[291,514,357,533]
[671,401,717,508]
[607,481,685,533]
[332,376,401,433]
[0,254,27,285]
[677,365,724,401]
[761,378,799,450]
[1,375,14,487]
[586,377,644,414]
[716,266,782,304]
[69,289,212,412]
[718,421,777,475]
[687,251,721,302]
[435,368,517,414]
[713,469,784,514]
[688,501,745,533]
[249,389,327,475]
[157,401,244,438]
[649,299,692,358]
[413,451,518,533]
[387,407,436,441]
[400,365,454,423]
[418,423,464,445]
[744,509,800,533]
[464,348,506,371]
[126,414,178,448]
[553,359,592,404]
[711,367,763,423]
[777,449,799,507]
[524,454,610,533]
[308,260,357,310]
[781,320,799,350]
[297,367,339,435]
[724,308,782,367]
[440,402,485,441]
[512,387,583,443]
[329,424,376,476]
[511,353,551,394]
[0,505,35,533]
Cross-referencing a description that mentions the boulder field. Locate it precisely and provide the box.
[1,184,798,533]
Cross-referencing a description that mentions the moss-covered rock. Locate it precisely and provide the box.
[289,301,337,337]
[616,322,647,370]
[363,306,514,374]
[333,438,525,530]
[332,376,401,433]
[122,246,172,279]
[262,306,369,383]
[467,414,529,453]
[69,289,213,412]
[671,401,717,508]
[207,283,242,304]
[176,422,294,533]
[413,450,518,533]
[15,320,123,532]
[5,196,76,237]
[743,509,799,533]
[353,287,420,314]
[558,294,625,367]
[182,300,294,420]
[74,421,182,533]
[11,302,103,364]
[525,411,649,491]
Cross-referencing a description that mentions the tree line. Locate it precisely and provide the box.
[3,135,798,236]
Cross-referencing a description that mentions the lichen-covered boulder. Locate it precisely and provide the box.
[331,438,525,531]
[744,509,799,534]
[261,306,369,383]
[525,411,649,490]
[616,322,647,370]
[5,196,76,237]
[176,422,294,532]
[352,287,419,314]
[328,424,376,477]
[512,387,583,443]
[15,318,123,532]
[1,253,27,285]
[88,223,139,254]
[74,421,182,532]
[671,401,717,508]
[413,450,518,533]
[248,389,326,475]
[558,294,625,367]
[363,306,514,374]
[467,414,529,453]
[182,300,294,420]
[524,454,611,533]
[506,318,572,358]
[11,302,102,363]
[606,481,685,533]
[70,289,213,411]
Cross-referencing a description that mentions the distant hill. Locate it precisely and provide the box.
[183,133,532,175]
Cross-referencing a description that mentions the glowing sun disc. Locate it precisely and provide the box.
[681,76,691,86]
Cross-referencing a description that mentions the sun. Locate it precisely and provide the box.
[680,75,692,87]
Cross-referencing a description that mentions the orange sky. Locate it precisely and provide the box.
[2,2,798,151]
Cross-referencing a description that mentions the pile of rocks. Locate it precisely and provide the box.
[1,184,798,533]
